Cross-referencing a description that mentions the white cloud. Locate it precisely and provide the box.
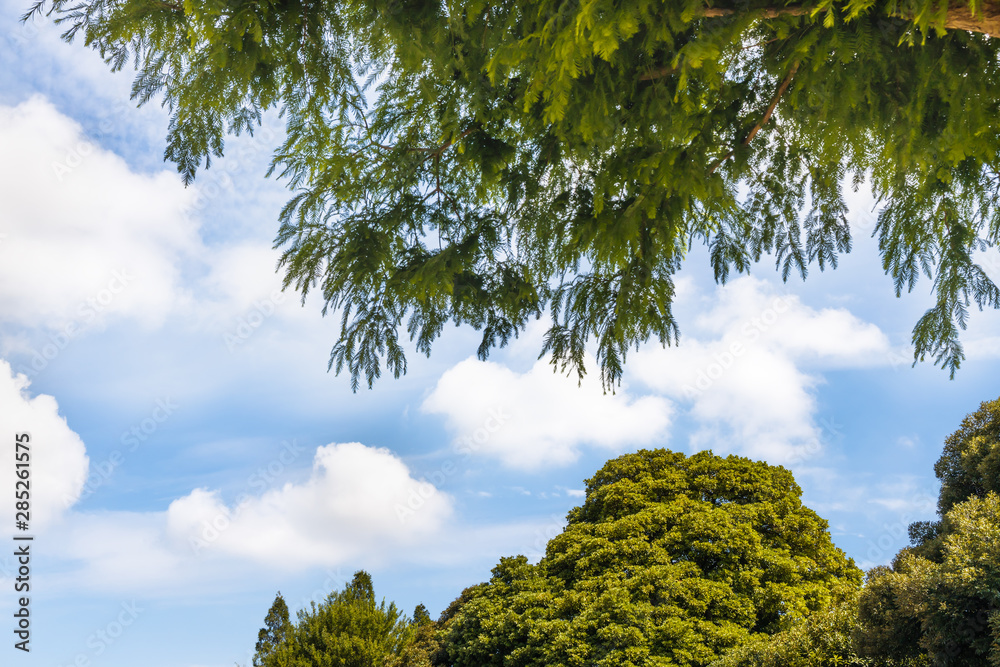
[422,358,672,470]
[199,243,286,315]
[0,359,89,529]
[422,277,889,469]
[164,442,453,569]
[0,97,201,330]
[0,98,314,374]
[966,335,1000,360]
[52,510,184,591]
[0,368,456,587]
[35,441,458,594]
[631,277,891,463]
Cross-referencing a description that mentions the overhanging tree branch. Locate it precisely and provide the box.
[640,2,1000,84]
[700,2,1000,38]
[708,61,800,175]
[40,0,1000,388]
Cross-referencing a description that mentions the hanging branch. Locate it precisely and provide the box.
[699,3,1000,37]
[708,61,800,175]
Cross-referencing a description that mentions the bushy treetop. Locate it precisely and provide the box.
[935,395,1000,515]
[442,449,861,666]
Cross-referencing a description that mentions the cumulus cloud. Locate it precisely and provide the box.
[631,277,892,464]
[424,278,888,469]
[164,442,453,569]
[0,359,89,529]
[0,97,201,330]
[32,440,458,594]
[0,364,455,585]
[422,358,672,470]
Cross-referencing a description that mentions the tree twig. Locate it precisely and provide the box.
[701,6,809,19]
[708,61,799,175]
[699,2,1000,38]
[743,60,798,145]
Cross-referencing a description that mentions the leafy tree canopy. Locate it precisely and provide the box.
[396,604,446,667]
[709,597,868,667]
[441,449,861,666]
[411,604,432,627]
[255,570,414,667]
[934,395,1000,515]
[253,591,291,667]
[28,0,1000,389]
[612,395,1000,667]
[857,493,1000,666]
[853,395,1000,666]
[902,395,1000,561]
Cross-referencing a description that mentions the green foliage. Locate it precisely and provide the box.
[30,0,1000,389]
[853,564,928,664]
[935,396,1000,515]
[442,449,862,666]
[411,604,431,627]
[857,494,1000,666]
[394,604,445,667]
[350,571,376,600]
[855,397,1000,666]
[257,570,414,667]
[709,597,873,667]
[901,395,1000,562]
[254,592,291,667]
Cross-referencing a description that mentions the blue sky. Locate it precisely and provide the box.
[1,3,1000,665]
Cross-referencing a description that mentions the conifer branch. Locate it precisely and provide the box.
[639,39,780,81]
[365,127,478,159]
[639,66,677,82]
[701,6,810,19]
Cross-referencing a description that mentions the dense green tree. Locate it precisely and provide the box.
[396,605,443,667]
[852,564,928,665]
[349,570,376,600]
[254,592,291,667]
[900,395,1000,562]
[854,396,1000,666]
[710,398,1000,667]
[419,584,488,667]
[257,570,413,667]
[442,449,861,666]
[709,597,871,667]
[30,0,1000,389]
[411,604,432,627]
[934,396,1000,515]
[857,494,1000,666]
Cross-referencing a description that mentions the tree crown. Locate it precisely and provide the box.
[443,448,861,666]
